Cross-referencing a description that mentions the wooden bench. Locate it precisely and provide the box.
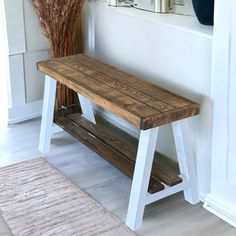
[37,54,200,231]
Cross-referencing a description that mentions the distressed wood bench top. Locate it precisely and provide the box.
[37,54,200,130]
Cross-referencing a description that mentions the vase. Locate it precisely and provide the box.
[192,0,214,25]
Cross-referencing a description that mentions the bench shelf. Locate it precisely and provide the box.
[55,113,182,194]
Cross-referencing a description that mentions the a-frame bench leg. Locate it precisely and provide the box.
[172,119,199,204]
[126,127,159,231]
[78,93,96,124]
[39,76,57,153]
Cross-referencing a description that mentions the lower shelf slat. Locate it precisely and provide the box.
[68,114,182,187]
[55,116,164,194]
[55,114,182,194]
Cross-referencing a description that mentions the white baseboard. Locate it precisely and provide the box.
[204,194,236,228]
[8,100,43,124]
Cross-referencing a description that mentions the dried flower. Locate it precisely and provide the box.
[31,0,85,57]
[31,0,85,109]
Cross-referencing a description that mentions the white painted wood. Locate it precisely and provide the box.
[209,0,231,191]
[126,128,159,231]
[172,119,199,204]
[8,100,43,124]
[24,50,49,103]
[2,0,49,124]
[204,0,236,227]
[204,194,236,228]
[146,180,190,205]
[8,54,26,107]
[39,76,57,153]
[227,0,236,188]
[22,0,49,52]
[78,93,96,124]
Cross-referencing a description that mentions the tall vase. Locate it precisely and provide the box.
[192,0,214,25]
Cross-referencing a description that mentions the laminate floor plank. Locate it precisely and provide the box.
[0,118,236,236]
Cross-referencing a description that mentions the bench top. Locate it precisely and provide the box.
[37,54,200,130]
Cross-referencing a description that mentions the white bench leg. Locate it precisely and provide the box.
[126,127,159,231]
[172,119,199,204]
[39,76,57,153]
[78,93,96,124]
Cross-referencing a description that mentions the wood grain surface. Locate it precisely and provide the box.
[55,116,165,194]
[37,54,200,130]
[68,113,182,187]
[55,114,182,193]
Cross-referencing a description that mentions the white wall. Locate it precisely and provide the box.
[83,1,213,198]
[4,0,49,123]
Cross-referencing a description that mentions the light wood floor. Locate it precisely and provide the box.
[0,118,236,236]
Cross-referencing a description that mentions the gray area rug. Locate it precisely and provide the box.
[0,158,135,236]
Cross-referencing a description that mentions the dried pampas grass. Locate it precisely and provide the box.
[32,0,85,109]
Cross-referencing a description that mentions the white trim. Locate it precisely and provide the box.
[8,99,43,124]
[204,194,236,228]
[199,192,207,202]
